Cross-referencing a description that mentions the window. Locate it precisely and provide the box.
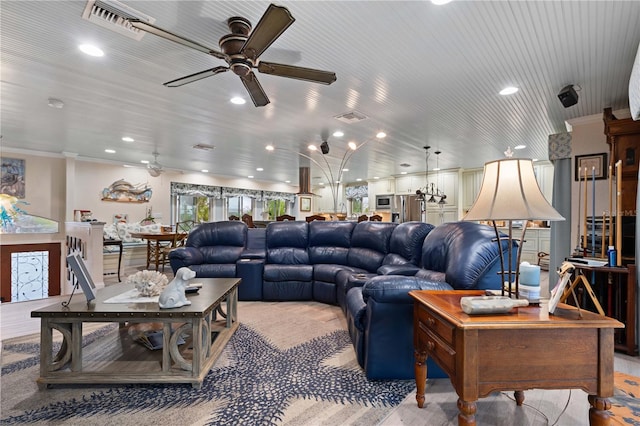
[227,196,253,218]
[175,195,213,223]
[265,199,287,220]
[351,196,369,214]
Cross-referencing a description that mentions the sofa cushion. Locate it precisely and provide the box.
[266,221,310,265]
[387,221,434,266]
[187,221,247,249]
[314,264,356,282]
[263,264,313,281]
[115,222,162,243]
[421,221,516,290]
[347,222,396,272]
[308,221,355,265]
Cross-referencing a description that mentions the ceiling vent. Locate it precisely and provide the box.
[82,0,155,41]
[334,111,368,124]
[192,143,215,151]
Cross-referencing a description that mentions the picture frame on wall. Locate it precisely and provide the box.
[574,153,608,181]
[0,157,26,198]
[300,197,311,212]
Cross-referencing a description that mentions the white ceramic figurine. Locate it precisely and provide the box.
[158,267,196,309]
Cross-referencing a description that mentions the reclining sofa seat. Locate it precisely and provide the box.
[345,221,518,380]
[335,221,434,311]
[169,221,247,278]
[263,221,313,300]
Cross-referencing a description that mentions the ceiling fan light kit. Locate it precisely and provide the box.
[129,3,336,107]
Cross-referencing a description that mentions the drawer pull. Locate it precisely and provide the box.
[427,318,435,327]
[427,341,435,351]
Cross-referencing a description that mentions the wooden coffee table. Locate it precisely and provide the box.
[31,278,239,389]
[410,290,624,426]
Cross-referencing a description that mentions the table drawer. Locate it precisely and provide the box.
[424,329,456,375]
[416,304,455,344]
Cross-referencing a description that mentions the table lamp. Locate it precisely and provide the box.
[463,153,564,298]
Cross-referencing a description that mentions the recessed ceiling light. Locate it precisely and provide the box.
[201,169,209,173]
[432,0,452,4]
[333,131,344,137]
[499,86,519,95]
[374,176,380,179]
[348,141,357,150]
[376,131,387,139]
[230,97,246,105]
[122,136,134,142]
[319,182,325,185]
[356,178,362,182]
[105,149,116,154]
[342,168,349,172]
[140,160,149,164]
[123,164,133,168]
[400,171,408,175]
[47,98,64,109]
[308,145,317,151]
[78,44,104,57]
[532,158,539,162]
[433,167,441,171]
[514,144,526,150]
[256,167,264,171]
[248,175,254,179]
[265,145,274,151]
[285,180,291,183]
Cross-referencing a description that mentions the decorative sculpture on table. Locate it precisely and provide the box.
[127,270,169,297]
[159,267,196,309]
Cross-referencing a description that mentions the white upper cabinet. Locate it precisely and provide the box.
[462,168,484,210]
[395,174,426,195]
[368,178,394,199]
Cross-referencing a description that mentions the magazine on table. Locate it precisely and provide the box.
[134,331,185,350]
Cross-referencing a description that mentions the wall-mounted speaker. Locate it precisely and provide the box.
[558,85,578,108]
[320,141,330,154]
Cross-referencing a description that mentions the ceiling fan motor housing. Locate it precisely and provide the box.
[227,16,251,35]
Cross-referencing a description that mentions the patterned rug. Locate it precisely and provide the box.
[611,372,640,426]
[1,302,414,425]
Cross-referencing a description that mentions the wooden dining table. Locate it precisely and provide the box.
[130,231,187,271]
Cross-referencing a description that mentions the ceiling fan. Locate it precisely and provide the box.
[147,152,164,177]
[129,4,337,107]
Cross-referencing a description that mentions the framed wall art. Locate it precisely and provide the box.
[1,157,25,198]
[300,197,311,212]
[574,153,608,181]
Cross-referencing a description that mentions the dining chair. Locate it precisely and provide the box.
[229,215,240,221]
[159,221,190,271]
[305,214,326,223]
[276,214,296,221]
[369,214,383,222]
[357,214,368,223]
[242,214,256,228]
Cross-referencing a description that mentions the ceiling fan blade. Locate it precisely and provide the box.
[164,66,229,87]
[257,61,337,85]
[129,19,227,60]
[240,4,295,61]
[240,72,270,107]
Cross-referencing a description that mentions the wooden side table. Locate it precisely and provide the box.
[410,290,623,426]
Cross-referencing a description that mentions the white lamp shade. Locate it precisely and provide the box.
[464,158,565,221]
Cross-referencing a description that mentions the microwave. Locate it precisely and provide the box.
[375,194,393,210]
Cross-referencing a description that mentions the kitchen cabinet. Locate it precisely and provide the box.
[462,168,483,211]
[395,174,425,195]
[367,178,394,199]
[498,227,550,265]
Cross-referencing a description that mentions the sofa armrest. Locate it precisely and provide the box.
[362,275,453,304]
[377,264,420,276]
[346,287,367,332]
[169,247,204,268]
[241,249,266,260]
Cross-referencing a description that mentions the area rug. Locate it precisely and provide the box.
[611,372,640,426]
[1,301,414,425]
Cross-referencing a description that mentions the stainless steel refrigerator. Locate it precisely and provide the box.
[393,195,423,223]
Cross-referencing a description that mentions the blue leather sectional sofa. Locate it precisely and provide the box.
[170,220,515,380]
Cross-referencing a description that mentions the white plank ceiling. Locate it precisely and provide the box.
[1,1,639,185]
